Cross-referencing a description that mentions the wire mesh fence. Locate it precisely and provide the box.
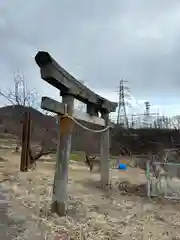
[146,161,180,199]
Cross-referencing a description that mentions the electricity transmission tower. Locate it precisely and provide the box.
[117,79,129,128]
[143,101,150,127]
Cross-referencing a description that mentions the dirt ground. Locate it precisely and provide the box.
[1,139,180,239]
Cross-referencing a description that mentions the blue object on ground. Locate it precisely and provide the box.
[118,163,127,170]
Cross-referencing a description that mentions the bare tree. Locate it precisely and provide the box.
[0,70,39,108]
[0,71,56,165]
[0,71,38,152]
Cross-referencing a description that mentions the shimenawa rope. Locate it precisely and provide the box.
[60,104,110,133]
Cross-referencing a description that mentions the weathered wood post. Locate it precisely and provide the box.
[20,111,31,172]
[100,111,110,188]
[51,95,74,216]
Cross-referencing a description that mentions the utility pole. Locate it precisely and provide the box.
[117,79,129,128]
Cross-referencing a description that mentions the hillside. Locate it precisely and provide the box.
[1,105,180,155]
[0,105,57,145]
[0,105,101,154]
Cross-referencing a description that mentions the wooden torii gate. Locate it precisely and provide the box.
[35,51,117,216]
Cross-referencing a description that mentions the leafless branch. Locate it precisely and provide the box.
[28,144,56,168]
[0,91,15,105]
[0,70,57,170]
[0,71,39,108]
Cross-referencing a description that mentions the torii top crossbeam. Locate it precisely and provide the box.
[35,51,117,113]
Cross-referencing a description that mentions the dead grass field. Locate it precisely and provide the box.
[1,137,180,239]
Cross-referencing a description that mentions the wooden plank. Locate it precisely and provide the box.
[20,113,27,171]
[20,111,30,172]
[100,112,110,188]
[41,96,106,126]
[35,51,118,112]
[26,112,31,170]
[51,95,74,216]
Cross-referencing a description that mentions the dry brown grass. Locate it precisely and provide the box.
[1,142,180,239]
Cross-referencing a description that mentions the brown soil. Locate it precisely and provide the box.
[1,140,180,239]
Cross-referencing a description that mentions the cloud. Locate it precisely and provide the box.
[0,0,180,117]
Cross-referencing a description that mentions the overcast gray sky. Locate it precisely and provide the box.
[0,0,180,117]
